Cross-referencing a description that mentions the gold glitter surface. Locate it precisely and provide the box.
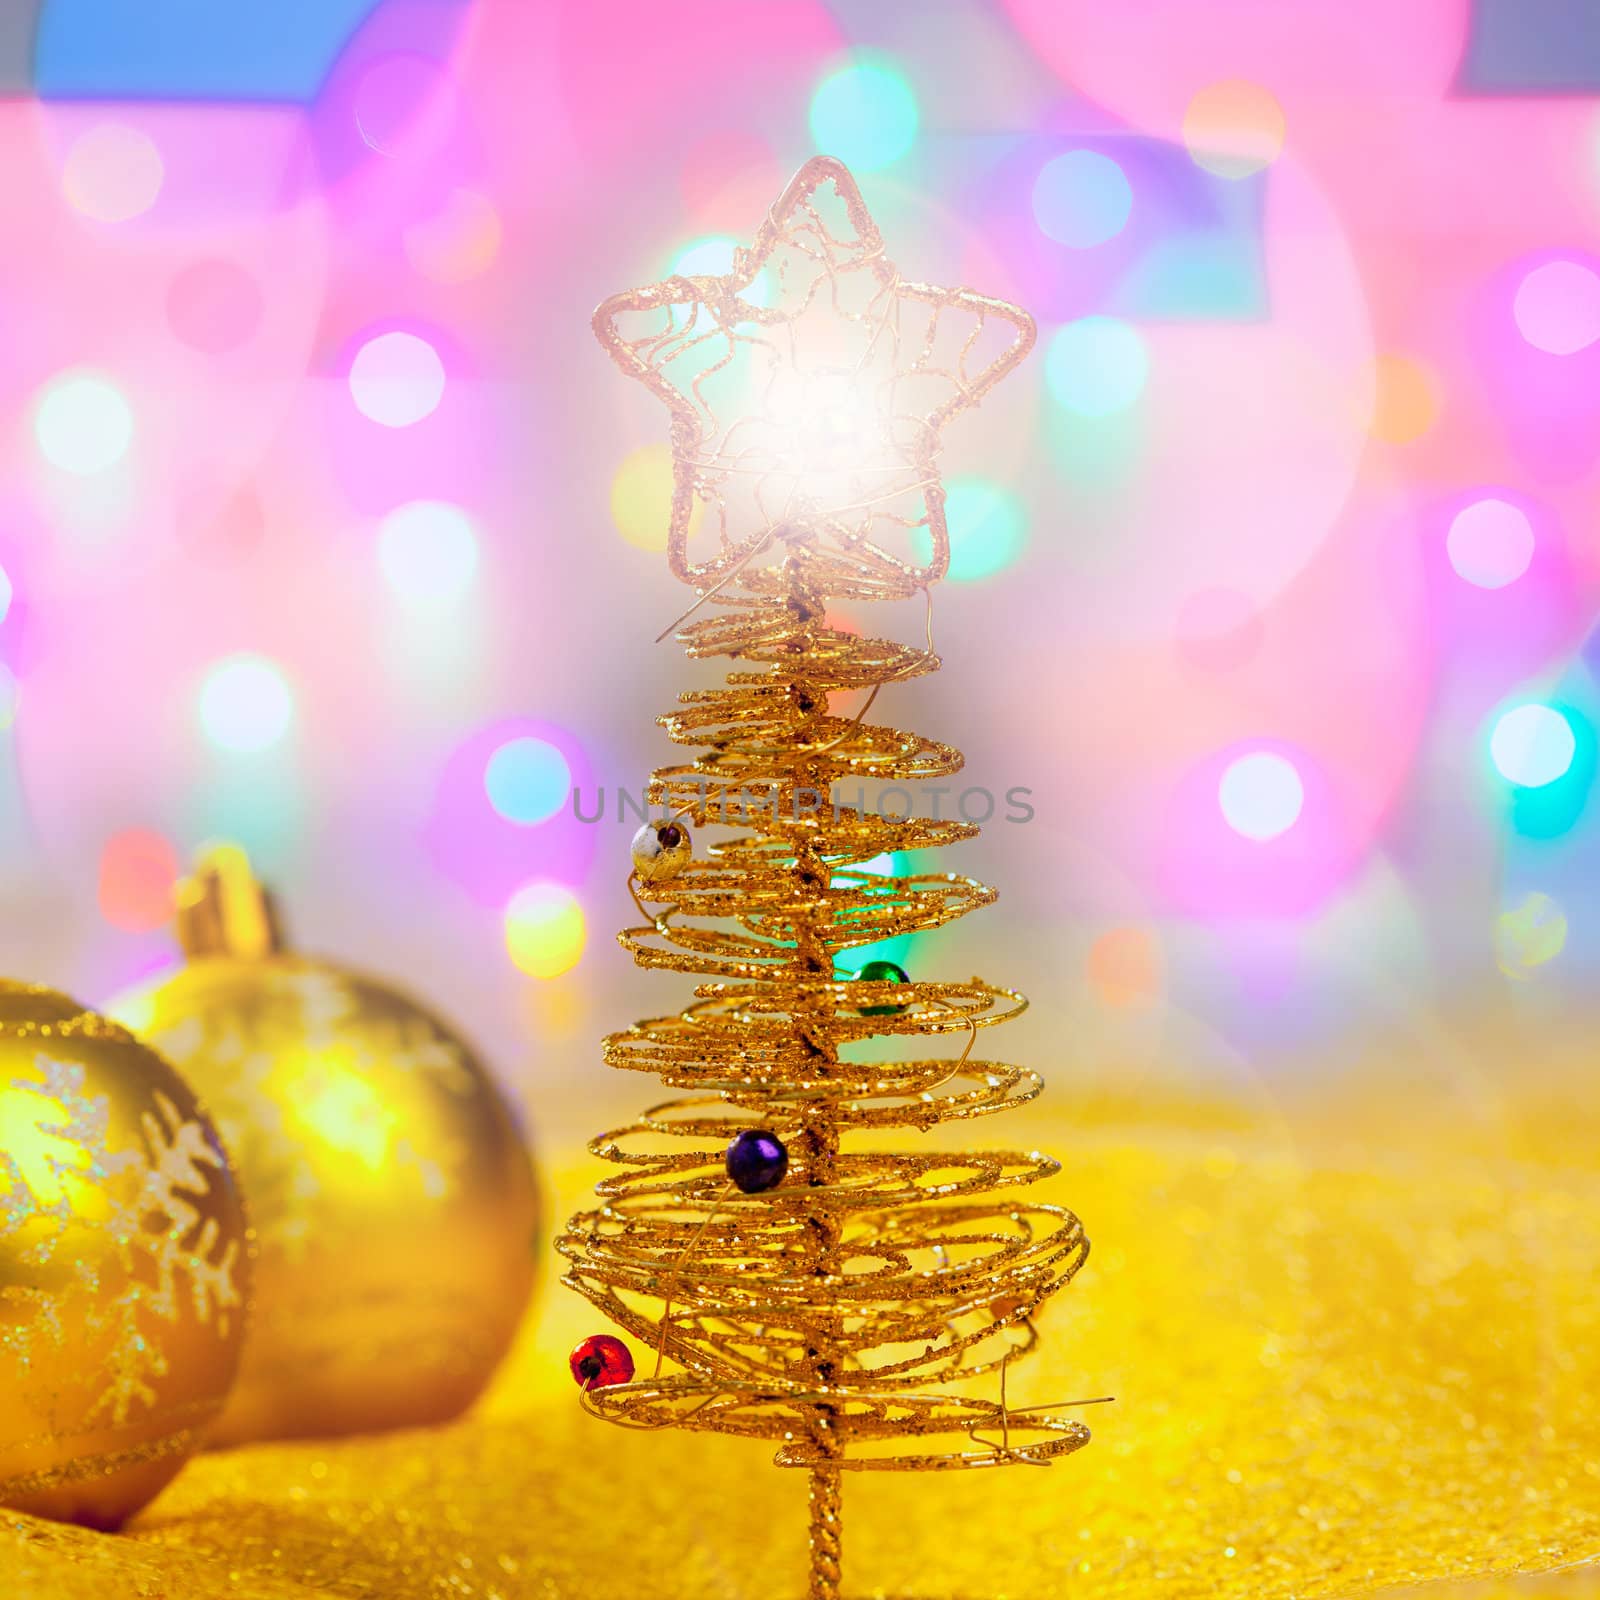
[3,1071,1597,1597]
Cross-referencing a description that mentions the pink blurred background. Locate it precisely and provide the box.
[4,0,1600,1149]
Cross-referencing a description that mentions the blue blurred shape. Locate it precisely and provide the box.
[1509,704,1597,841]
[1112,205,1265,319]
[1105,137,1267,321]
[989,126,1268,326]
[36,0,384,101]
[1458,0,1600,93]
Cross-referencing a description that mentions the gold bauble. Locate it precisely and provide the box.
[109,848,539,1445]
[0,981,250,1529]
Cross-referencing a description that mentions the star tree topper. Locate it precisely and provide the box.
[593,155,1036,598]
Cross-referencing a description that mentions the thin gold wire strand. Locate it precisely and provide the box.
[653,1179,735,1380]
[963,1321,1116,1463]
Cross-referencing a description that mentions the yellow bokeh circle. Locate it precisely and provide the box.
[1495,891,1567,980]
[505,882,586,979]
[1365,354,1439,445]
[611,444,703,552]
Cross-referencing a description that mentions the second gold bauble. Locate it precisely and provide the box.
[110,848,539,1445]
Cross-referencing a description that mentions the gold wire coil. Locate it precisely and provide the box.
[567,155,1087,1600]
[572,1378,1094,1471]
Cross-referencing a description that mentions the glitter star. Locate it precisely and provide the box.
[593,155,1036,593]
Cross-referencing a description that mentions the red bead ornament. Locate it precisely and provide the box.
[569,1333,634,1389]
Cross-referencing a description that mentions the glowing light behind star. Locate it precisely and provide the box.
[670,235,772,308]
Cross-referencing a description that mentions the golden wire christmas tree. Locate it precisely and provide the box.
[561,156,1094,1600]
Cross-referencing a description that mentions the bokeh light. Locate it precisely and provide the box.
[1031,150,1133,248]
[1490,704,1576,788]
[348,331,446,428]
[0,665,18,731]
[0,564,11,626]
[378,501,479,603]
[611,444,704,552]
[1365,354,1438,444]
[809,60,918,172]
[198,654,294,754]
[1495,891,1567,979]
[1160,740,1356,918]
[505,882,586,978]
[98,828,180,933]
[1087,926,1162,1009]
[1218,752,1305,841]
[1182,79,1286,179]
[425,717,597,908]
[1513,260,1600,356]
[34,371,133,475]
[485,737,571,826]
[1046,317,1147,417]
[1446,498,1534,590]
[911,477,1027,581]
[61,122,164,222]
[1507,705,1596,840]
[670,236,735,277]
